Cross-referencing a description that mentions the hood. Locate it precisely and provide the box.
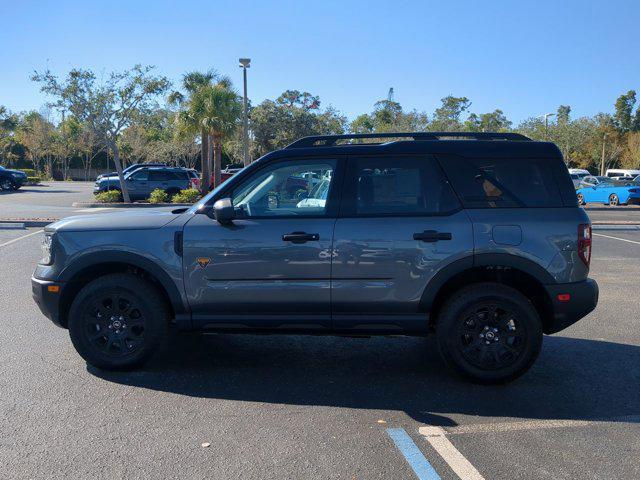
[46,207,184,233]
[4,169,26,176]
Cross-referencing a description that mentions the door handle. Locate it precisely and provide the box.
[413,230,452,242]
[282,231,320,243]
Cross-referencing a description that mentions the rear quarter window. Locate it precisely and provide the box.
[437,155,565,208]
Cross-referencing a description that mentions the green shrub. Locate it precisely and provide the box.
[171,188,201,204]
[94,190,122,203]
[26,176,41,185]
[148,188,169,204]
[21,168,37,177]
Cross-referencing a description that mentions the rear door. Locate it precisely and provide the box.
[148,169,170,195]
[331,154,474,333]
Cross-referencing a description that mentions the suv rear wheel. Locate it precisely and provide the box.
[68,273,169,370]
[436,283,543,384]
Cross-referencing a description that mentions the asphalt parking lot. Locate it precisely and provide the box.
[1,186,640,479]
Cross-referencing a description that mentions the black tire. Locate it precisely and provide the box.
[68,273,169,370]
[576,193,585,205]
[435,283,543,384]
[608,193,619,206]
[0,179,13,191]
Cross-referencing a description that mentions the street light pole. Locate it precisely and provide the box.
[239,58,251,167]
[542,113,555,140]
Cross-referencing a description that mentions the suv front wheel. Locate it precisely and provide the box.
[436,283,543,384]
[68,273,169,370]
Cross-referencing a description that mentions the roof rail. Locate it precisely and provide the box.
[285,132,531,148]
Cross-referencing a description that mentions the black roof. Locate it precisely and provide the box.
[259,133,562,161]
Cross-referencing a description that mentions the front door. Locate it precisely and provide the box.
[331,154,474,333]
[183,157,341,330]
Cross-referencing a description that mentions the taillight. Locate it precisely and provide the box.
[578,223,592,267]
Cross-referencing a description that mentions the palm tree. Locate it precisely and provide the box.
[190,83,242,188]
[169,70,237,194]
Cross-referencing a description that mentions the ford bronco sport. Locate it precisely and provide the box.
[32,132,598,383]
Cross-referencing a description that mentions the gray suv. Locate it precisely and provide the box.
[32,132,598,383]
[93,166,191,201]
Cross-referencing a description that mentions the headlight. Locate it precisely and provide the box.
[40,234,54,265]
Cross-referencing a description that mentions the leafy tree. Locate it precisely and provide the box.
[32,65,170,202]
[465,110,512,132]
[557,105,571,125]
[0,106,20,166]
[17,111,55,176]
[250,91,346,157]
[430,96,471,131]
[614,90,637,132]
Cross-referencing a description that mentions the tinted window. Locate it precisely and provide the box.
[438,155,563,208]
[343,156,460,216]
[166,170,188,180]
[231,160,336,217]
[129,170,148,181]
[149,170,169,181]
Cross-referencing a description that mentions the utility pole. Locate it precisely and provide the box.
[239,58,251,167]
[600,132,607,176]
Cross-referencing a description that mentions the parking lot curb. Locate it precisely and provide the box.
[71,202,192,208]
[0,219,56,227]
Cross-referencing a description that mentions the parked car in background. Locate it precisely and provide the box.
[576,181,640,206]
[570,173,582,188]
[97,162,167,180]
[604,169,640,180]
[580,175,609,188]
[187,169,200,189]
[94,166,191,201]
[209,166,243,190]
[0,165,27,191]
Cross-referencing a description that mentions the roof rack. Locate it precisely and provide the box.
[285,132,531,148]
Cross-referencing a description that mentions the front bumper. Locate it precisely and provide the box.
[31,277,65,328]
[543,278,599,334]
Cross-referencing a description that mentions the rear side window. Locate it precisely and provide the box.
[437,155,563,208]
[149,170,170,181]
[342,155,460,216]
[167,170,188,180]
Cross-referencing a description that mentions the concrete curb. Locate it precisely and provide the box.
[0,219,55,227]
[72,202,192,208]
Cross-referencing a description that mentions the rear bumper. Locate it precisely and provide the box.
[31,277,65,328]
[543,278,599,334]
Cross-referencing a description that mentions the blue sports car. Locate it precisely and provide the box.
[576,180,640,206]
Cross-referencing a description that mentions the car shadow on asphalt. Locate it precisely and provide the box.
[90,334,640,426]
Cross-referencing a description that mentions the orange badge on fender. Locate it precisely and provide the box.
[196,257,211,269]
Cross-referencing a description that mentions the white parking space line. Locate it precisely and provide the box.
[594,232,640,245]
[424,414,640,436]
[0,229,43,248]
[419,427,485,480]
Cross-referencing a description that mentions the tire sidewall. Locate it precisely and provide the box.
[436,284,543,384]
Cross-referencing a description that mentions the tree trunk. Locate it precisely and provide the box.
[212,133,222,188]
[200,129,209,196]
[108,138,130,203]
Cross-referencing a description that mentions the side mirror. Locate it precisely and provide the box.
[213,198,235,225]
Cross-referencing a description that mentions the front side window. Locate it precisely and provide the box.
[230,160,336,217]
[343,155,460,216]
[129,170,148,181]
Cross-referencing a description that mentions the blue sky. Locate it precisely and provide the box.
[1,0,638,124]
